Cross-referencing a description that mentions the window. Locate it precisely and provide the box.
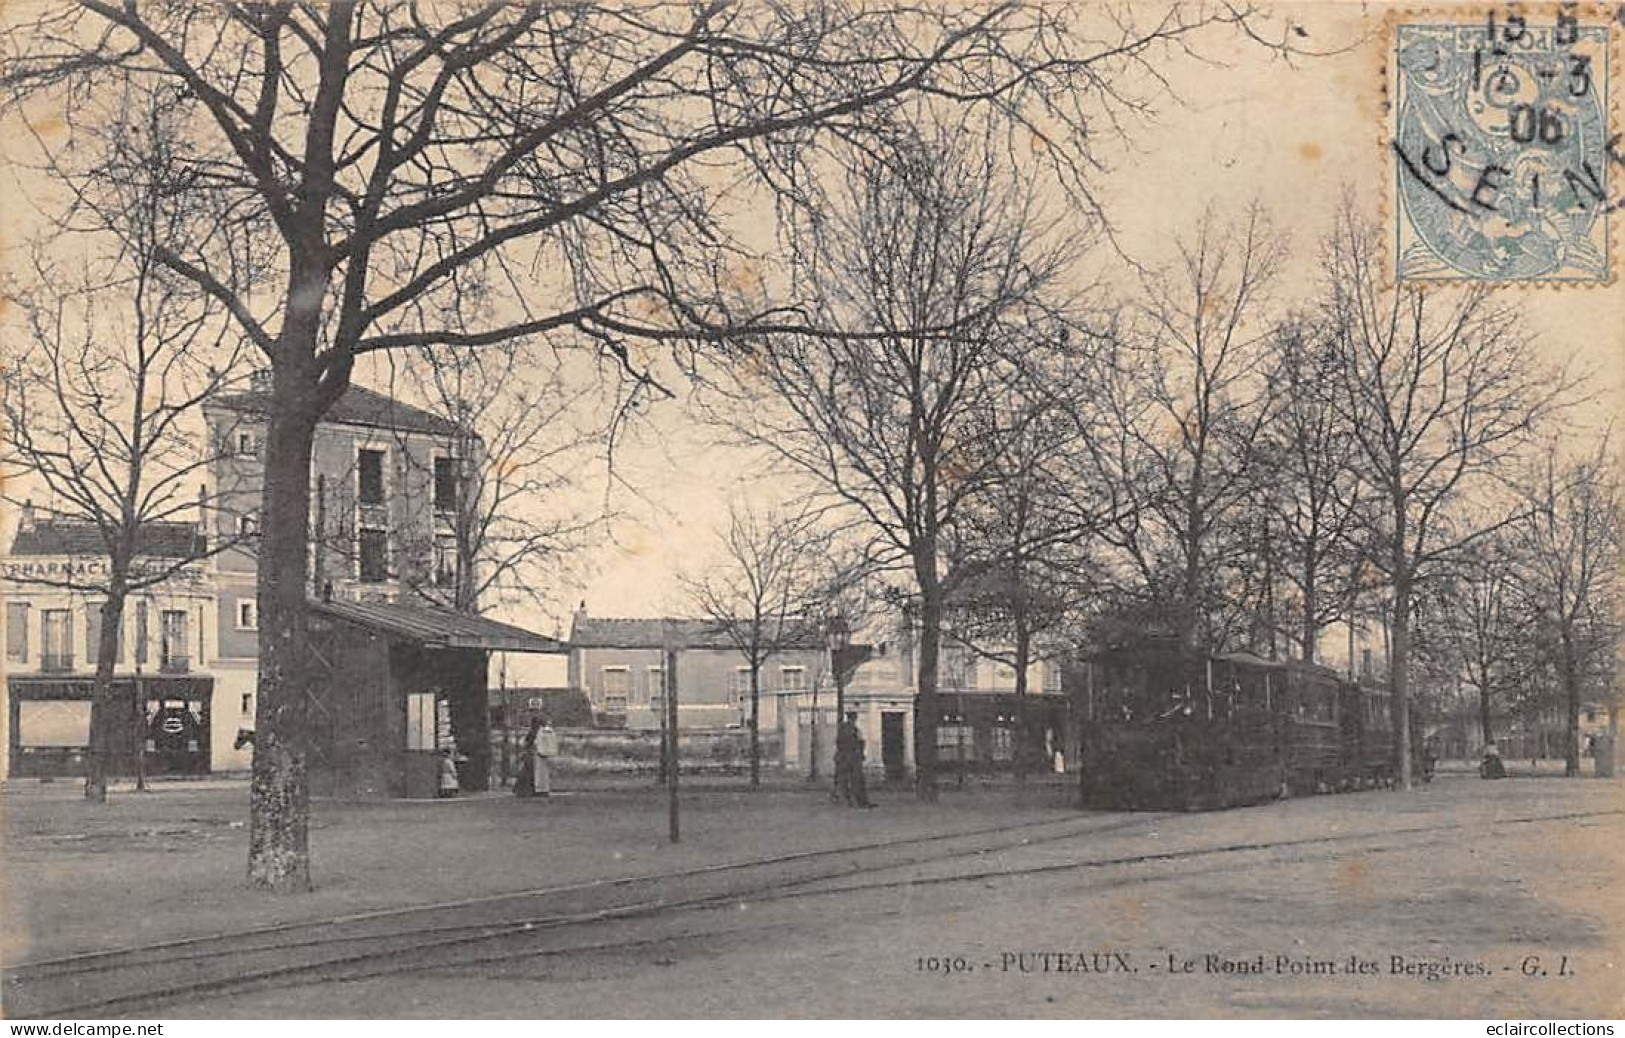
[990,724,1015,762]
[358,527,389,582]
[1043,664,1063,693]
[405,692,436,750]
[41,609,71,671]
[237,513,259,537]
[731,666,752,703]
[236,599,258,630]
[236,429,259,457]
[646,666,665,706]
[241,693,253,716]
[780,665,806,692]
[433,456,458,514]
[358,448,385,505]
[160,610,189,673]
[601,667,630,712]
[85,607,123,665]
[18,700,90,747]
[937,719,973,762]
[6,601,28,662]
[433,534,457,588]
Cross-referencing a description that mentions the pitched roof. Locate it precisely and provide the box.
[569,615,825,651]
[312,597,566,654]
[210,382,461,437]
[8,519,207,560]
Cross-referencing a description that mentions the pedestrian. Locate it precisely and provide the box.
[838,710,874,808]
[514,718,539,797]
[1479,742,1507,781]
[833,712,856,804]
[437,747,461,798]
[533,718,558,797]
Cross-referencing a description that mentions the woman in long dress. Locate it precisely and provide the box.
[514,718,540,797]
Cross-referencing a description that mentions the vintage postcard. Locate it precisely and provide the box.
[0,0,1621,1024]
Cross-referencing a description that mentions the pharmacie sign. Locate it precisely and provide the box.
[1,557,206,585]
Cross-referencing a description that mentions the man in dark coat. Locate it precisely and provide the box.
[837,711,874,807]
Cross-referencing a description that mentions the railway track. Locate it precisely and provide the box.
[9,803,1618,1018]
[3,809,1171,1018]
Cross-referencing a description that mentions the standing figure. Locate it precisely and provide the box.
[533,719,558,797]
[1479,742,1507,781]
[838,711,874,808]
[514,718,540,797]
[437,747,461,798]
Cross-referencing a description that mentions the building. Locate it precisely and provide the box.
[3,380,563,790]
[203,379,564,795]
[2,510,221,779]
[771,614,1071,784]
[567,608,827,732]
[202,378,475,771]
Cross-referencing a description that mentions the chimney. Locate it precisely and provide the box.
[195,483,208,536]
[18,499,34,533]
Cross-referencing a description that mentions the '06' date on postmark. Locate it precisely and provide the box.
[1390,5,1619,284]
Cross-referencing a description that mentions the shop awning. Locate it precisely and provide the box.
[310,598,567,654]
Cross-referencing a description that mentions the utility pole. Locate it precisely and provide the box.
[663,620,680,843]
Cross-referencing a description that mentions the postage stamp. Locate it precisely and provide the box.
[1390,6,1618,284]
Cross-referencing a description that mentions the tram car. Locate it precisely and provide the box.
[1076,638,1419,811]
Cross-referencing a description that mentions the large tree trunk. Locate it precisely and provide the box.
[83,589,128,803]
[748,663,761,789]
[1012,616,1030,788]
[1560,628,1581,777]
[1477,671,1495,750]
[1390,570,1414,791]
[1300,555,1318,664]
[1180,540,1203,651]
[914,588,942,802]
[248,357,322,893]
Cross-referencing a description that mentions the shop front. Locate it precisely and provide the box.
[7,675,213,779]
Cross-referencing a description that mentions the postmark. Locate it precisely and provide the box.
[1389,6,1620,284]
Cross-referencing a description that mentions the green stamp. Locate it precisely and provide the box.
[1391,8,1618,283]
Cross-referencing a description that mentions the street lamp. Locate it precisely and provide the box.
[825,613,851,793]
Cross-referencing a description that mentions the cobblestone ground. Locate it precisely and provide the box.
[4,770,1622,1018]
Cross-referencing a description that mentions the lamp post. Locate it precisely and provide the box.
[826,613,851,794]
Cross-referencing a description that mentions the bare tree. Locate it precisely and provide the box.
[384,344,608,616]
[681,501,828,788]
[946,346,1099,783]
[1513,436,1621,776]
[1255,317,1366,662]
[0,131,246,802]
[1090,205,1283,650]
[1,0,1297,888]
[727,125,1072,798]
[1319,201,1571,789]
[1430,536,1526,749]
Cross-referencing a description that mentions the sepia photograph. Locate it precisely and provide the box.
[0,0,1621,1023]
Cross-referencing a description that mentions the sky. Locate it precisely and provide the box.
[548,2,1625,637]
[2,2,1619,643]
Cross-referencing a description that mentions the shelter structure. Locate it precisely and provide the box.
[305,597,564,798]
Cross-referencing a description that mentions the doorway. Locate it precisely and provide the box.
[882,711,907,783]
